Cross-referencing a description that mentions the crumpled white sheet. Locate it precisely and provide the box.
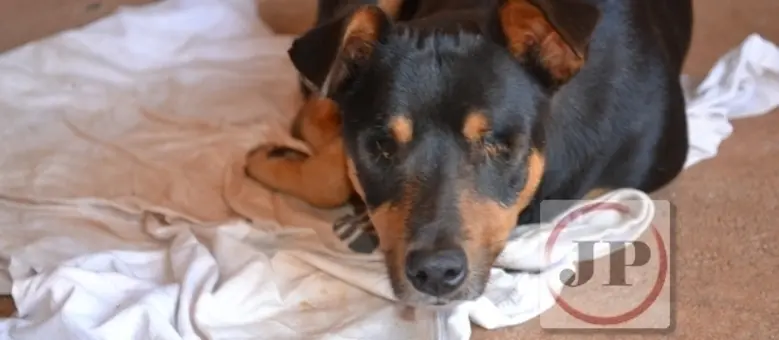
[0,0,777,339]
[681,33,779,168]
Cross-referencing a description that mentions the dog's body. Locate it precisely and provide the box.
[247,0,692,305]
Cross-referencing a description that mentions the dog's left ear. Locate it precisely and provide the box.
[288,5,393,97]
[488,0,601,83]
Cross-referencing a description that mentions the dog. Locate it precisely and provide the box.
[246,0,693,306]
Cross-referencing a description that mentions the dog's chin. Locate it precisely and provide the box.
[391,277,488,309]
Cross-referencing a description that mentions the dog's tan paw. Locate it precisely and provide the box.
[245,145,308,189]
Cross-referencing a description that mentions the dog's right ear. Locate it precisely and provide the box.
[486,0,601,84]
[288,5,392,97]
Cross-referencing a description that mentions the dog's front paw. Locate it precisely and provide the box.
[245,144,308,188]
[254,144,309,161]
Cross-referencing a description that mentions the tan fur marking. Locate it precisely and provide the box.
[462,112,490,142]
[341,8,383,60]
[296,97,342,151]
[366,182,416,293]
[347,157,365,199]
[499,0,584,81]
[458,149,546,265]
[458,192,523,268]
[389,116,413,144]
[378,0,403,19]
[517,149,545,209]
[370,191,411,253]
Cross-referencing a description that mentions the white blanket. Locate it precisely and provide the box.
[0,0,777,339]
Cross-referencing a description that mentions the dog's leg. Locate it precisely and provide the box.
[246,136,352,208]
[291,96,342,152]
[246,97,353,208]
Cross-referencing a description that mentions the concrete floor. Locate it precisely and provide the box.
[2,0,779,339]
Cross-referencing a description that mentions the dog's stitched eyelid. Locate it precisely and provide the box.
[375,140,392,159]
[483,141,510,158]
[482,133,510,149]
[479,131,527,163]
[482,132,498,144]
[488,129,525,148]
[369,134,398,160]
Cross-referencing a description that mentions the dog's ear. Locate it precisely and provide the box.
[488,0,601,83]
[288,5,392,97]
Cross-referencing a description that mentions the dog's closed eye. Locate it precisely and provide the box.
[372,133,400,161]
[481,132,512,158]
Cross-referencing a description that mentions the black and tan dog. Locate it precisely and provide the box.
[246,0,692,306]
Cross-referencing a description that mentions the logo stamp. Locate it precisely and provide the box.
[538,198,673,330]
[332,211,378,254]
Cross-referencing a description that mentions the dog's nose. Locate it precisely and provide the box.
[405,248,467,296]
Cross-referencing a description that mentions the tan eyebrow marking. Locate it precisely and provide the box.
[389,115,413,144]
[463,111,490,142]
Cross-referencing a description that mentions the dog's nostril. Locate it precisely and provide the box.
[413,271,428,283]
[405,248,467,297]
[443,269,459,281]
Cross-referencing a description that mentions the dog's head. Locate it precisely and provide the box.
[288,0,600,306]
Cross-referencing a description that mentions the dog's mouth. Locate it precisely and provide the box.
[391,278,488,307]
[410,298,462,309]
